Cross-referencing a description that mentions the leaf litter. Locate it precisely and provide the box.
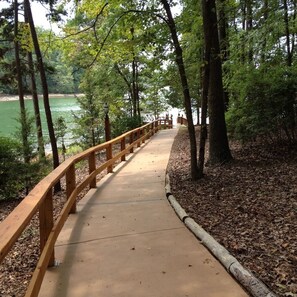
[167,126,297,297]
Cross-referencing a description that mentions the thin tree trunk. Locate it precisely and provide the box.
[131,27,138,118]
[14,0,29,164]
[160,0,199,180]
[217,0,230,110]
[197,61,209,178]
[114,63,133,100]
[246,0,253,63]
[261,0,269,63]
[283,0,292,67]
[135,61,141,119]
[24,6,45,159]
[27,51,46,159]
[201,0,232,165]
[24,0,61,191]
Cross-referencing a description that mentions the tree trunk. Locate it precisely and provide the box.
[246,0,253,63]
[130,27,139,118]
[14,0,29,164]
[24,6,45,160]
[197,60,209,178]
[160,0,199,180]
[27,50,46,160]
[283,0,292,67]
[217,0,230,110]
[261,0,269,63]
[24,0,61,190]
[201,0,232,165]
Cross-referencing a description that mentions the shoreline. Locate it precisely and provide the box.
[0,94,84,102]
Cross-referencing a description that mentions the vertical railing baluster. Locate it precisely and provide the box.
[39,190,54,267]
[66,164,76,214]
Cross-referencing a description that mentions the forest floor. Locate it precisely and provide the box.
[0,126,296,296]
[167,126,297,297]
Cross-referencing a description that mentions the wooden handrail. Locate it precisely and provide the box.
[177,116,188,126]
[0,119,172,297]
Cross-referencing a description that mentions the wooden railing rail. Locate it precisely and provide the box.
[177,115,188,126]
[0,118,172,297]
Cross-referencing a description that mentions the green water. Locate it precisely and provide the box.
[0,97,80,144]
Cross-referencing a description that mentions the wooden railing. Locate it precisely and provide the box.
[177,115,188,126]
[0,119,172,297]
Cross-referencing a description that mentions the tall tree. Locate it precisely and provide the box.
[24,8,45,160]
[217,0,230,109]
[14,0,30,164]
[160,0,199,180]
[24,0,61,190]
[201,0,232,164]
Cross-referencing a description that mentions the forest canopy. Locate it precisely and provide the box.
[0,0,296,185]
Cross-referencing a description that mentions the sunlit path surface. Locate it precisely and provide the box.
[39,128,248,297]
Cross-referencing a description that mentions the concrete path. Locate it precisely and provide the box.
[39,128,248,297]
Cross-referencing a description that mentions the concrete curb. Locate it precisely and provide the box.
[165,173,277,297]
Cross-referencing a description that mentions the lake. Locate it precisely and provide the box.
[0,97,80,145]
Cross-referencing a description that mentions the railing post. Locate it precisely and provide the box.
[142,127,146,144]
[121,137,126,161]
[129,132,134,153]
[155,120,158,132]
[137,129,141,148]
[150,123,154,136]
[106,143,113,173]
[39,190,54,267]
[89,152,96,188]
[66,164,76,214]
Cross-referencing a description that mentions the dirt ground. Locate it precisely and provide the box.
[167,126,297,297]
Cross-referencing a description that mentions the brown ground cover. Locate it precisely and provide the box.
[167,126,297,297]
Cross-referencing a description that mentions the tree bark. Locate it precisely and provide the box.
[130,27,140,119]
[197,60,209,178]
[260,0,269,63]
[201,0,232,165]
[283,0,292,67]
[14,0,29,164]
[24,0,61,190]
[160,0,199,180]
[246,0,253,63]
[24,9,45,160]
[217,0,230,110]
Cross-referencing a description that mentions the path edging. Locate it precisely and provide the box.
[165,173,277,297]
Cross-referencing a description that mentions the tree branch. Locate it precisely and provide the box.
[62,2,109,39]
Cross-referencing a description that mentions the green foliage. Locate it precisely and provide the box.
[0,137,23,200]
[72,75,103,148]
[14,108,36,162]
[112,114,142,137]
[0,135,49,201]
[226,66,297,142]
[55,116,67,143]
[54,116,67,159]
[14,109,50,195]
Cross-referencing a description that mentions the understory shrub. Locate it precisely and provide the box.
[0,136,50,201]
[112,115,142,137]
[0,137,24,200]
[226,66,297,142]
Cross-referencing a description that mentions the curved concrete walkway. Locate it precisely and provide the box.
[39,128,248,297]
